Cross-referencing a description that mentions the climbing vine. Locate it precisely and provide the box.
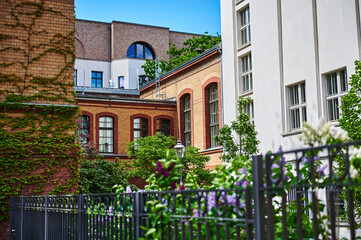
[0,0,80,221]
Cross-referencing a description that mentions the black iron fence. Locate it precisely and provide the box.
[10,142,361,240]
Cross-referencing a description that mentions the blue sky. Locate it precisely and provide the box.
[74,0,221,36]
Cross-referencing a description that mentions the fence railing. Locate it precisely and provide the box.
[10,142,361,240]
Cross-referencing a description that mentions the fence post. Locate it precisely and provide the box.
[135,192,140,240]
[252,155,266,240]
[9,198,15,240]
[77,194,83,240]
[44,196,48,240]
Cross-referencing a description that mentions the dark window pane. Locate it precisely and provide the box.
[145,46,154,60]
[156,119,170,136]
[127,44,136,58]
[136,43,144,59]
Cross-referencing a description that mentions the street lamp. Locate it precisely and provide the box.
[174,139,185,182]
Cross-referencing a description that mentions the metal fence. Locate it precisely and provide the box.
[10,142,361,240]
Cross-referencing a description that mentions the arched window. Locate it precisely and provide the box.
[79,115,90,144]
[183,94,192,147]
[208,84,219,148]
[126,42,155,60]
[133,117,148,140]
[99,116,114,153]
[156,118,171,136]
[203,78,221,150]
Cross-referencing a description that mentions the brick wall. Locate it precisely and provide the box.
[75,20,110,61]
[75,20,201,62]
[140,51,222,168]
[169,31,202,49]
[77,98,177,157]
[0,0,76,105]
[0,0,76,238]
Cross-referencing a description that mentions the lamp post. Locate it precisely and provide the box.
[174,139,185,182]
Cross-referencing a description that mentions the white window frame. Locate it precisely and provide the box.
[240,53,252,94]
[239,6,251,46]
[243,100,254,124]
[287,82,307,131]
[324,69,348,122]
[99,116,114,153]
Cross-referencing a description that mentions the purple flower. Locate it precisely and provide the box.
[163,169,170,178]
[271,163,278,169]
[126,186,132,193]
[238,167,247,175]
[155,161,164,176]
[235,178,249,188]
[171,182,177,191]
[207,192,216,209]
[278,145,283,153]
[317,164,328,176]
[314,156,320,161]
[178,181,185,191]
[301,156,309,165]
[226,193,237,206]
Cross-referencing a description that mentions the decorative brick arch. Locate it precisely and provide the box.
[177,88,194,146]
[153,115,174,136]
[81,110,94,142]
[95,112,118,154]
[202,77,222,150]
[130,114,152,142]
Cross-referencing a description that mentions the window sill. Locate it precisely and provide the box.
[237,42,251,52]
[200,147,223,155]
[282,130,302,137]
[236,0,244,5]
[239,90,253,97]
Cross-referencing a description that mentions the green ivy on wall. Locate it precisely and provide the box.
[0,0,80,221]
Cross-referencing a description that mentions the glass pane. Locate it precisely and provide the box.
[340,70,347,92]
[127,44,135,58]
[99,117,113,128]
[301,83,306,103]
[136,43,144,59]
[145,46,154,60]
[119,76,124,89]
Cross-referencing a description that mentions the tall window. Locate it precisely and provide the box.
[325,69,347,121]
[91,71,103,88]
[74,69,77,86]
[156,119,171,136]
[183,95,192,147]
[78,115,90,144]
[118,76,124,89]
[240,53,252,93]
[239,7,251,45]
[209,84,219,148]
[127,42,155,60]
[288,82,306,130]
[134,118,148,140]
[99,116,113,153]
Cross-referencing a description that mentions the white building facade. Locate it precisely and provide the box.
[221,0,361,153]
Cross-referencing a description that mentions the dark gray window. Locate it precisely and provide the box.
[127,42,155,60]
[156,119,170,136]
[74,69,77,86]
[79,115,89,144]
